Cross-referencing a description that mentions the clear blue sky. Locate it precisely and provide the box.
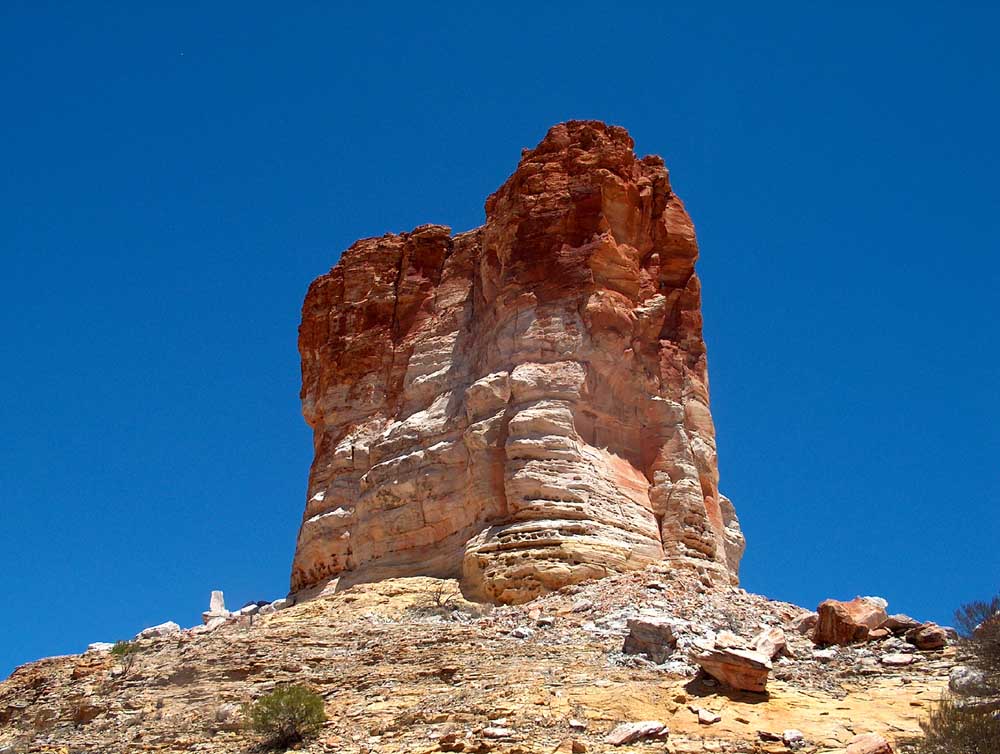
[2,3,998,678]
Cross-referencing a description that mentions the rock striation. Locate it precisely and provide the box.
[291,120,744,603]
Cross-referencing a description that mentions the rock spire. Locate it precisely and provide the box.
[291,120,744,602]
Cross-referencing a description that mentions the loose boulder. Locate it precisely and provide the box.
[135,621,181,640]
[690,640,771,693]
[880,614,921,635]
[905,622,948,650]
[814,597,888,645]
[753,627,789,660]
[949,665,987,695]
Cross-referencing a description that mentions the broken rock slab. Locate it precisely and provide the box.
[622,617,677,664]
[189,616,227,636]
[135,621,181,640]
[604,721,668,746]
[689,639,771,693]
[695,707,721,725]
[846,732,893,754]
[753,626,789,659]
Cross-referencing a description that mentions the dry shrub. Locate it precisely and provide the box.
[955,595,1000,693]
[908,593,1000,754]
[913,697,1000,754]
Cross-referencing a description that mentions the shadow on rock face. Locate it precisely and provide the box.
[683,672,771,704]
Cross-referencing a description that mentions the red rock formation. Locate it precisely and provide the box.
[814,597,889,646]
[291,121,744,603]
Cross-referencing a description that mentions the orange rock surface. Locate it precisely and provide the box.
[291,121,744,602]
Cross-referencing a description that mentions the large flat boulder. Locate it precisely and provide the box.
[689,640,771,693]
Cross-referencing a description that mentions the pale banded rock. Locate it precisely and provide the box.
[604,720,668,745]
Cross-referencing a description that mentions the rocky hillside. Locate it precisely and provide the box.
[0,122,957,753]
[0,568,953,753]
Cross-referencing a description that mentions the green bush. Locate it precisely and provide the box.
[110,640,140,679]
[242,684,327,748]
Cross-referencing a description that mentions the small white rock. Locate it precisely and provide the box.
[783,729,806,749]
[696,707,721,725]
[881,653,915,666]
[812,648,837,662]
[135,621,181,640]
[482,727,513,739]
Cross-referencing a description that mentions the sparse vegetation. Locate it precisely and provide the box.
[242,684,327,749]
[955,594,1000,693]
[430,580,458,610]
[907,593,1000,754]
[912,697,1000,754]
[408,580,466,619]
[110,640,140,679]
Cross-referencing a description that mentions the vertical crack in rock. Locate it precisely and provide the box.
[291,120,744,602]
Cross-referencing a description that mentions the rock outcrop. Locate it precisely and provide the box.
[291,120,744,603]
[814,597,889,646]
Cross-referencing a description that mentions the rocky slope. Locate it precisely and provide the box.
[0,570,952,753]
[0,122,954,753]
[293,120,744,603]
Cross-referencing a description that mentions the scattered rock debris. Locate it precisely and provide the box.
[0,569,954,753]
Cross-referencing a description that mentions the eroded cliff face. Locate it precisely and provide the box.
[291,120,744,603]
